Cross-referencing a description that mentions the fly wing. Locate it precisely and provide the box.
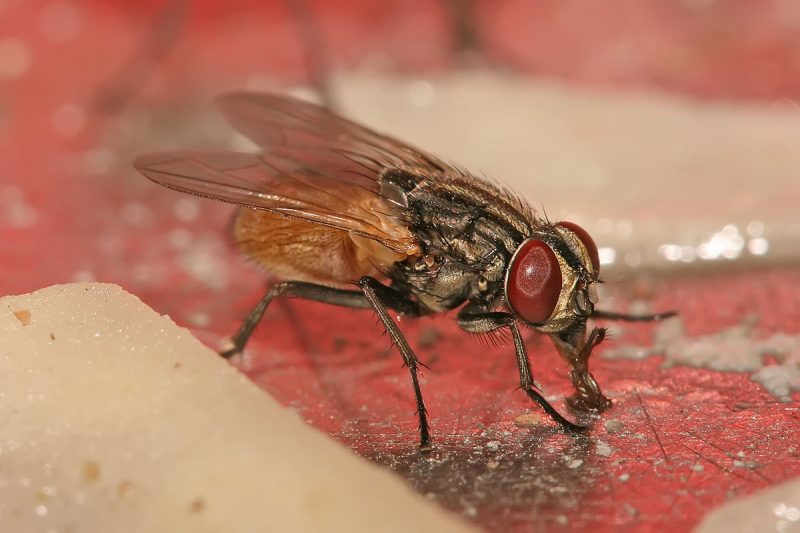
[215,92,451,181]
[133,150,420,255]
[134,93,461,257]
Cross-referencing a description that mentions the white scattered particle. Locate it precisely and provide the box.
[84,146,115,175]
[619,473,630,482]
[35,504,48,516]
[604,419,625,433]
[603,345,653,360]
[606,316,800,401]
[624,251,642,267]
[555,515,569,525]
[680,245,697,262]
[72,270,95,282]
[121,202,151,226]
[747,220,765,237]
[616,219,633,237]
[659,244,682,262]
[173,197,200,222]
[598,247,616,266]
[568,458,583,469]
[407,80,435,108]
[38,2,82,43]
[694,225,745,260]
[596,218,613,233]
[0,38,31,79]
[596,440,613,457]
[748,237,769,255]
[774,503,800,521]
[692,463,705,472]
[52,103,86,137]
[0,186,38,227]
[486,440,500,451]
[180,237,230,290]
[133,263,156,283]
[188,312,210,327]
[168,228,193,249]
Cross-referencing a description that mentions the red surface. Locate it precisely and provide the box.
[2,2,799,531]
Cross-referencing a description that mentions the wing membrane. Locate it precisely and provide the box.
[135,93,461,256]
[216,92,450,179]
[134,150,419,254]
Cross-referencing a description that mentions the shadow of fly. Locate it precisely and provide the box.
[135,93,674,451]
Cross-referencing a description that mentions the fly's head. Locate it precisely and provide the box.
[504,221,600,334]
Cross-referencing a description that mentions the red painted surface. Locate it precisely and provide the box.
[2,2,799,531]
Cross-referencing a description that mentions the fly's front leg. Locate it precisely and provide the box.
[358,277,432,451]
[551,327,611,412]
[457,307,587,432]
[221,281,371,358]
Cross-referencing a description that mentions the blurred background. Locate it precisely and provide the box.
[1,1,799,531]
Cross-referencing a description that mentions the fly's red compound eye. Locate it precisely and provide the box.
[557,221,600,274]
[506,240,562,324]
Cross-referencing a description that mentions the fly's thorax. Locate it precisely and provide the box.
[390,254,474,312]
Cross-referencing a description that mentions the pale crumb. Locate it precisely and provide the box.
[514,413,543,428]
[13,309,30,326]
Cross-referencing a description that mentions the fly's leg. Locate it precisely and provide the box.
[457,307,587,432]
[593,309,677,322]
[221,281,372,358]
[551,327,611,413]
[222,278,430,450]
[358,277,432,451]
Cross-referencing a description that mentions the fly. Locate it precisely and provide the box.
[134,93,675,451]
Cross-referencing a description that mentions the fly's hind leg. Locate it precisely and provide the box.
[221,281,372,358]
[358,276,432,451]
[221,277,431,451]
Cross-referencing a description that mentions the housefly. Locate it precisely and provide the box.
[134,93,675,451]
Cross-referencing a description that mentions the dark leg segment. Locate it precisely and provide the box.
[221,281,372,358]
[593,309,677,322]
[457,308,587,432]
[359,277,432,451]
[551,327,611,412]
[222,277,431,450]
